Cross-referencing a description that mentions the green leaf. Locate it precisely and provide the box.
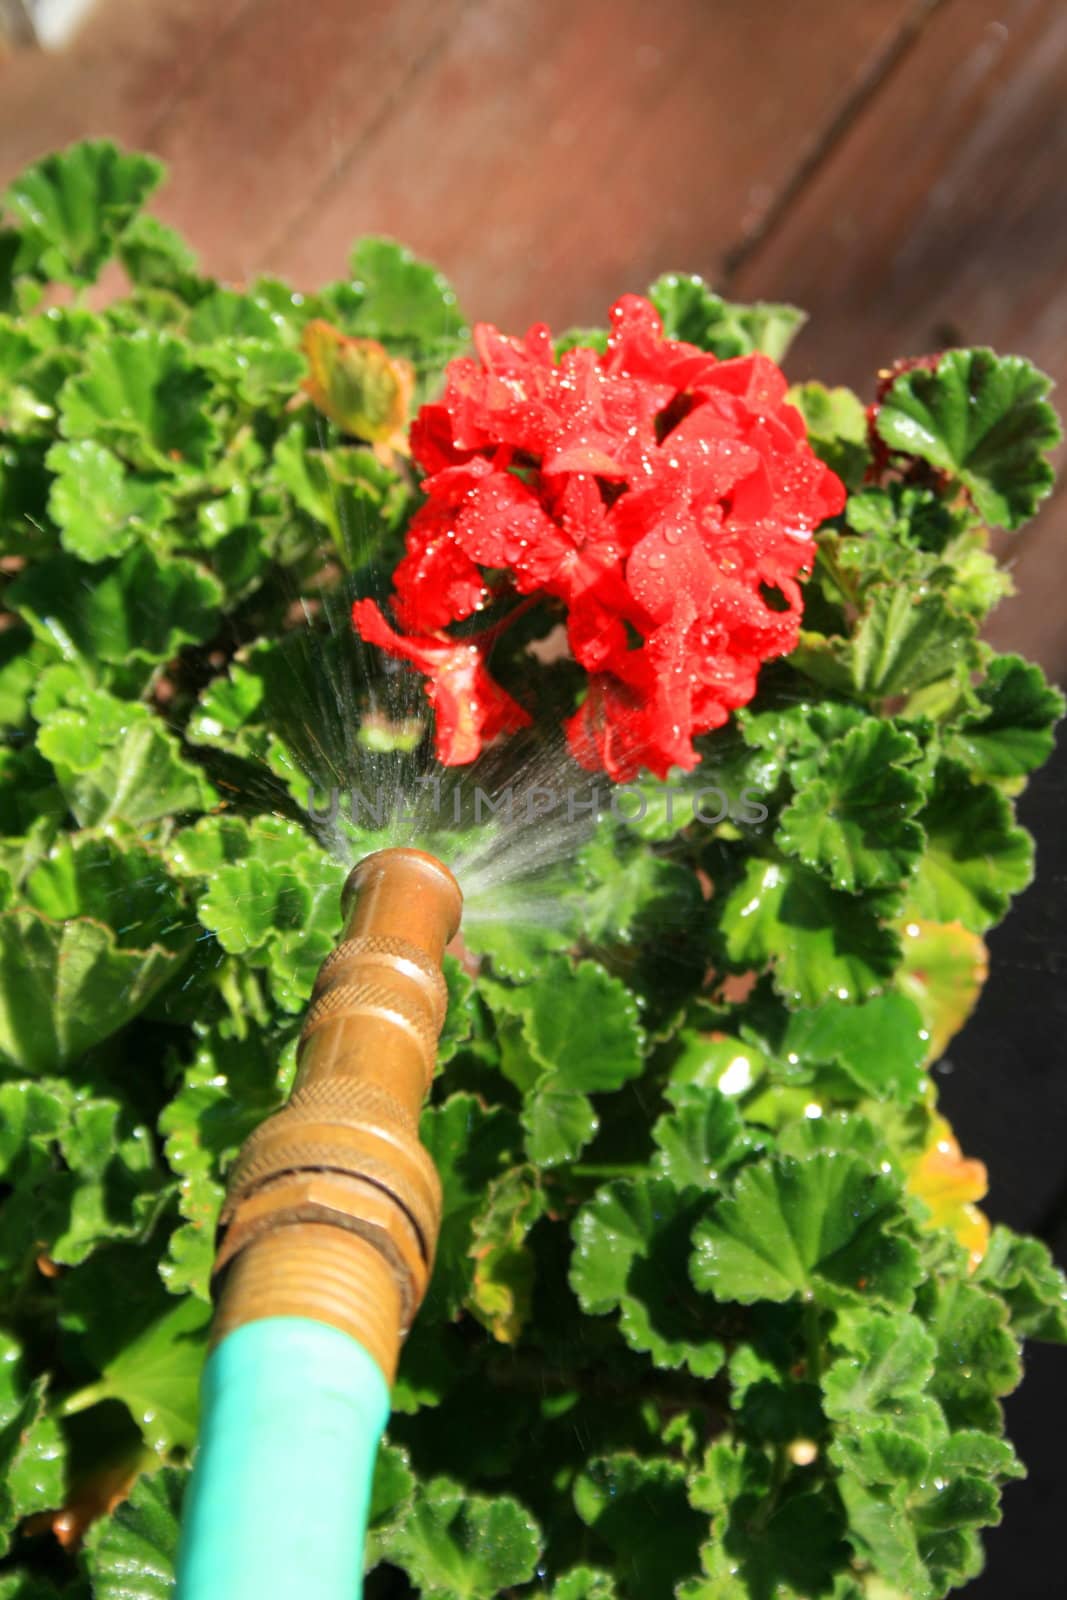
[682,1460,848,1600]
[365,1438,415,1553]
[692,1153,920,1308]
[12,547,222,689]
[83,1467,184,1600]
[907,762,1033,933]
[550,1569,619,1600]
[777,721,925,892]
[651,1085,759,1188]
[117,213,200,294]
[184,816,341,1011]
[773,992,930,1102]
[947,654,1063,781]
[198,339,306,409]
[718,856,900,1006]
[522,958,644,1093]
[46,440,169,561]
[522,1083,599,1168]
[52,1097,166,1266]
[789,381,871,489]
[24,832,189,954]
[347,237,467,382]
[0,1333,66,1557]
[499,958,644,1165]
[573,1454,705,1598]
[649,272,806,362]
[3,141,162,286]
[822,1309,943,1487]
[159,1027,290,1298]
[418,1094,518,1322]
[0,912,187,1072]
[876,349,1061,530]
[975,1226,1067,1341]
[571,1177,723,1376]
[64,1295,209,1454]
[381,1475,541,1600]
[849,588,979,699]
[186,288,280,344]
[36,692,216,827]
[59,330,218,472]
[919,1276,1021,1432]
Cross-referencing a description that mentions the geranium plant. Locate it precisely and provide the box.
[1,141,1065,1600]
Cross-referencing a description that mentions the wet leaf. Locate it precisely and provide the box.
[692,1153,920,1309]
[896,918,987,1062]
[59,330,218,472]
[718,856,900,1006]
[3,142,162,287]
[570,1177,723,1376]
[877,349,1061,530]
[83,1467,185,1600]
[381,1475,541,1599]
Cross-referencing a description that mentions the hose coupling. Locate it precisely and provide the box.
[210,847,462,1381]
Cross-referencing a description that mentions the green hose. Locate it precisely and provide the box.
[175,1317,389,1600]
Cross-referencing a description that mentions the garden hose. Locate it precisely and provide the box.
[176,847,462,1600]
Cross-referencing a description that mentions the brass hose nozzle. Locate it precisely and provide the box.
[210,847,462,1382]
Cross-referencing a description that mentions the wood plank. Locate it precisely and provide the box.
[731,0,1067,676]
[0,0,258,172]
[266,0,928,329]
[141,0,470,285]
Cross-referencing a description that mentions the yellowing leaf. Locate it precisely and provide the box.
[897,918,988,1062]
[907,1115,990,1270]
[301,320,413,458]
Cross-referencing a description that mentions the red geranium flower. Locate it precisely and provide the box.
[353,295,845,780]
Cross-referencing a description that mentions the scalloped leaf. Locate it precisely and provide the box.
[918,1276,1021,1433]
[83,1467,184,1600]
[59,330,218,472]
[380,1475,541,1600]
[63,1295,209,1455]
[11,547,222,690]
[907,762,1033,933]
[876,348,1061,530]
[0,911,186,1072]
[692,1153,920,1309]
[975,1227,1067,1341]
[347,237,467,386]
[574,1454,704,1597]
[777,721,925,892]
[718,856,900,1007]
[570,1177,724,1377]
[36,691,216,828]
[947,654,1063,781]
[789,380,871,489]
[774,991,930,1102]
[649,272,806,362]
[46,440,169,562]
[849,588,979,699]
[3,142,162,287]
[0,1333,66,1557]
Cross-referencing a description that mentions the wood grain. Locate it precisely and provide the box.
[731,0,1067,675]
[0,0,258,168]
[264,0,928,327]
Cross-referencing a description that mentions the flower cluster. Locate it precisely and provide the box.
[353,295,845,779]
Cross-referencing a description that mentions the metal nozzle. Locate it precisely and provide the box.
[210,848,462,1382]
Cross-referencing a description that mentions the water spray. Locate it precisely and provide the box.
[176,847,462,1600]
